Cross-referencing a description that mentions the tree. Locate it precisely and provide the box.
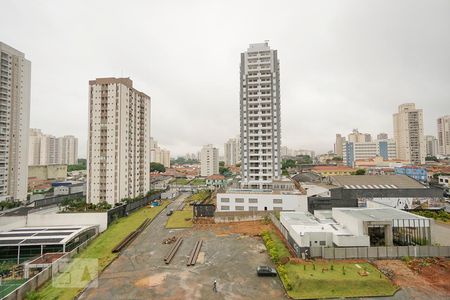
[281,159,296,170]
[219,161,225,167]
[425,156,438,162]
[219,166,230,176]
[332,156,343,161]
[354,169,366,175]
[150,162,166,173]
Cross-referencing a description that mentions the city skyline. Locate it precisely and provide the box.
[1,0,449,157]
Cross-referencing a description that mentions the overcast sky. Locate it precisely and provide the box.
[1,0,449,157]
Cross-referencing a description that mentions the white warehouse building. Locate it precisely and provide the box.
[216,183,329,212]
[280,207,431,257]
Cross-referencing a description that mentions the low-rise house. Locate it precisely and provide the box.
[206,174,226,187]
[311,166,356,177]
[395,166,427,182]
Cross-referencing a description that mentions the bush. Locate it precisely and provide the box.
[277,265,292,290]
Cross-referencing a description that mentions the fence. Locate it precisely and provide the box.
[32,192,84,208]
[309,245,450,259]
[3,234,97,300]
[107,192,162,225]
[269,213,450,260]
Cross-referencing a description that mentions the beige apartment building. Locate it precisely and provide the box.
[437,115,450,156]
[393,103,426,164]
[0,42,30,202]
[200,144,219,176]
[150,137,170,168]
[28,129,78,165]
[224,137,240,166]
[87,78,151,205]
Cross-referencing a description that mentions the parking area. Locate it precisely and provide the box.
[80,195,286,300]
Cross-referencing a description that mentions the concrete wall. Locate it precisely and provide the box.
[311,246,450,259]
[28,164,67,180]
[214,210,271,223]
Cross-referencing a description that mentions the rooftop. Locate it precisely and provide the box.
[0,225,97,246]
[333,207,427,221]
[330,175,426,189]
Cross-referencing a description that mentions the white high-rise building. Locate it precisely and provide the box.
[437,115,450,156]
[393,103,426,164]
[200,144,219,177]
[224,137,240,166]
[150,138,171,168]
[240,42,281,189]
[425,135,438,157]
[58,135,78,165]
[0,42,31,202]
[28,130,78,165]
[87,78,151,205]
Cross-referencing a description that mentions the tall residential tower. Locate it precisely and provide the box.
[0,42,30,202]
[393,103,425,164]
[87,78,151,205]
[240,42,281,189]
[437,115,450,156]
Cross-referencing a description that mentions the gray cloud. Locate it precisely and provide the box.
[1,0,449,157]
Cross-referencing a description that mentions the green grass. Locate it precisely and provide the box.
[187,190,211,203]
[171,178,191,185]
[166,208,193,228]
[0,279,26,298]
[190,178,206,186]
[278,262,398,299]
[262,231,291,263]
[35,201,169,300]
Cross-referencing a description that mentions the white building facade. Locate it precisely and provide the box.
[87,78,151,205]
[28,130,78,165]
[437,115,450,156]
[200,144,219,177]
[240,42,281,189]
[224,137,240,166]
[0,42,31,202]
[393,103,426,164]
[425,135,438,157]
[342,139,397,167]
[150,138,171,168]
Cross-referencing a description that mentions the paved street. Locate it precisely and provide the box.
[80,193,286,300]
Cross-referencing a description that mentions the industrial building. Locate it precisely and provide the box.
[0,225,98,264]
[308,175,443,212]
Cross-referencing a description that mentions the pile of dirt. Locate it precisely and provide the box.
[162,236,177,244]
[374,259,450,296]
[194,220,272,236]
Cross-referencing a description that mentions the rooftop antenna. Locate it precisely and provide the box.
[265,39,270,45]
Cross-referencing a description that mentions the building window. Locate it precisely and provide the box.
[319,241,326,246]
[221,198,230,203]
[273,207,282,211]
[249,198,258,203]
[235,198,244,203]
[221,206,230,211]
[235,206,245,211]
[249,206,258,211]
[273,198,282,204]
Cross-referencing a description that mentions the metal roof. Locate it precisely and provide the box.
[331,175,425,189]
[0,226,95,247]
[333,207,427,221]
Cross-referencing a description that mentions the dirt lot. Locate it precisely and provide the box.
[80,202,286,300]
[374,258,450,299]
[194,220,273,236]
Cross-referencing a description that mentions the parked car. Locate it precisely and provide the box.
[166,209,174,216]
[256,266,277,277]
